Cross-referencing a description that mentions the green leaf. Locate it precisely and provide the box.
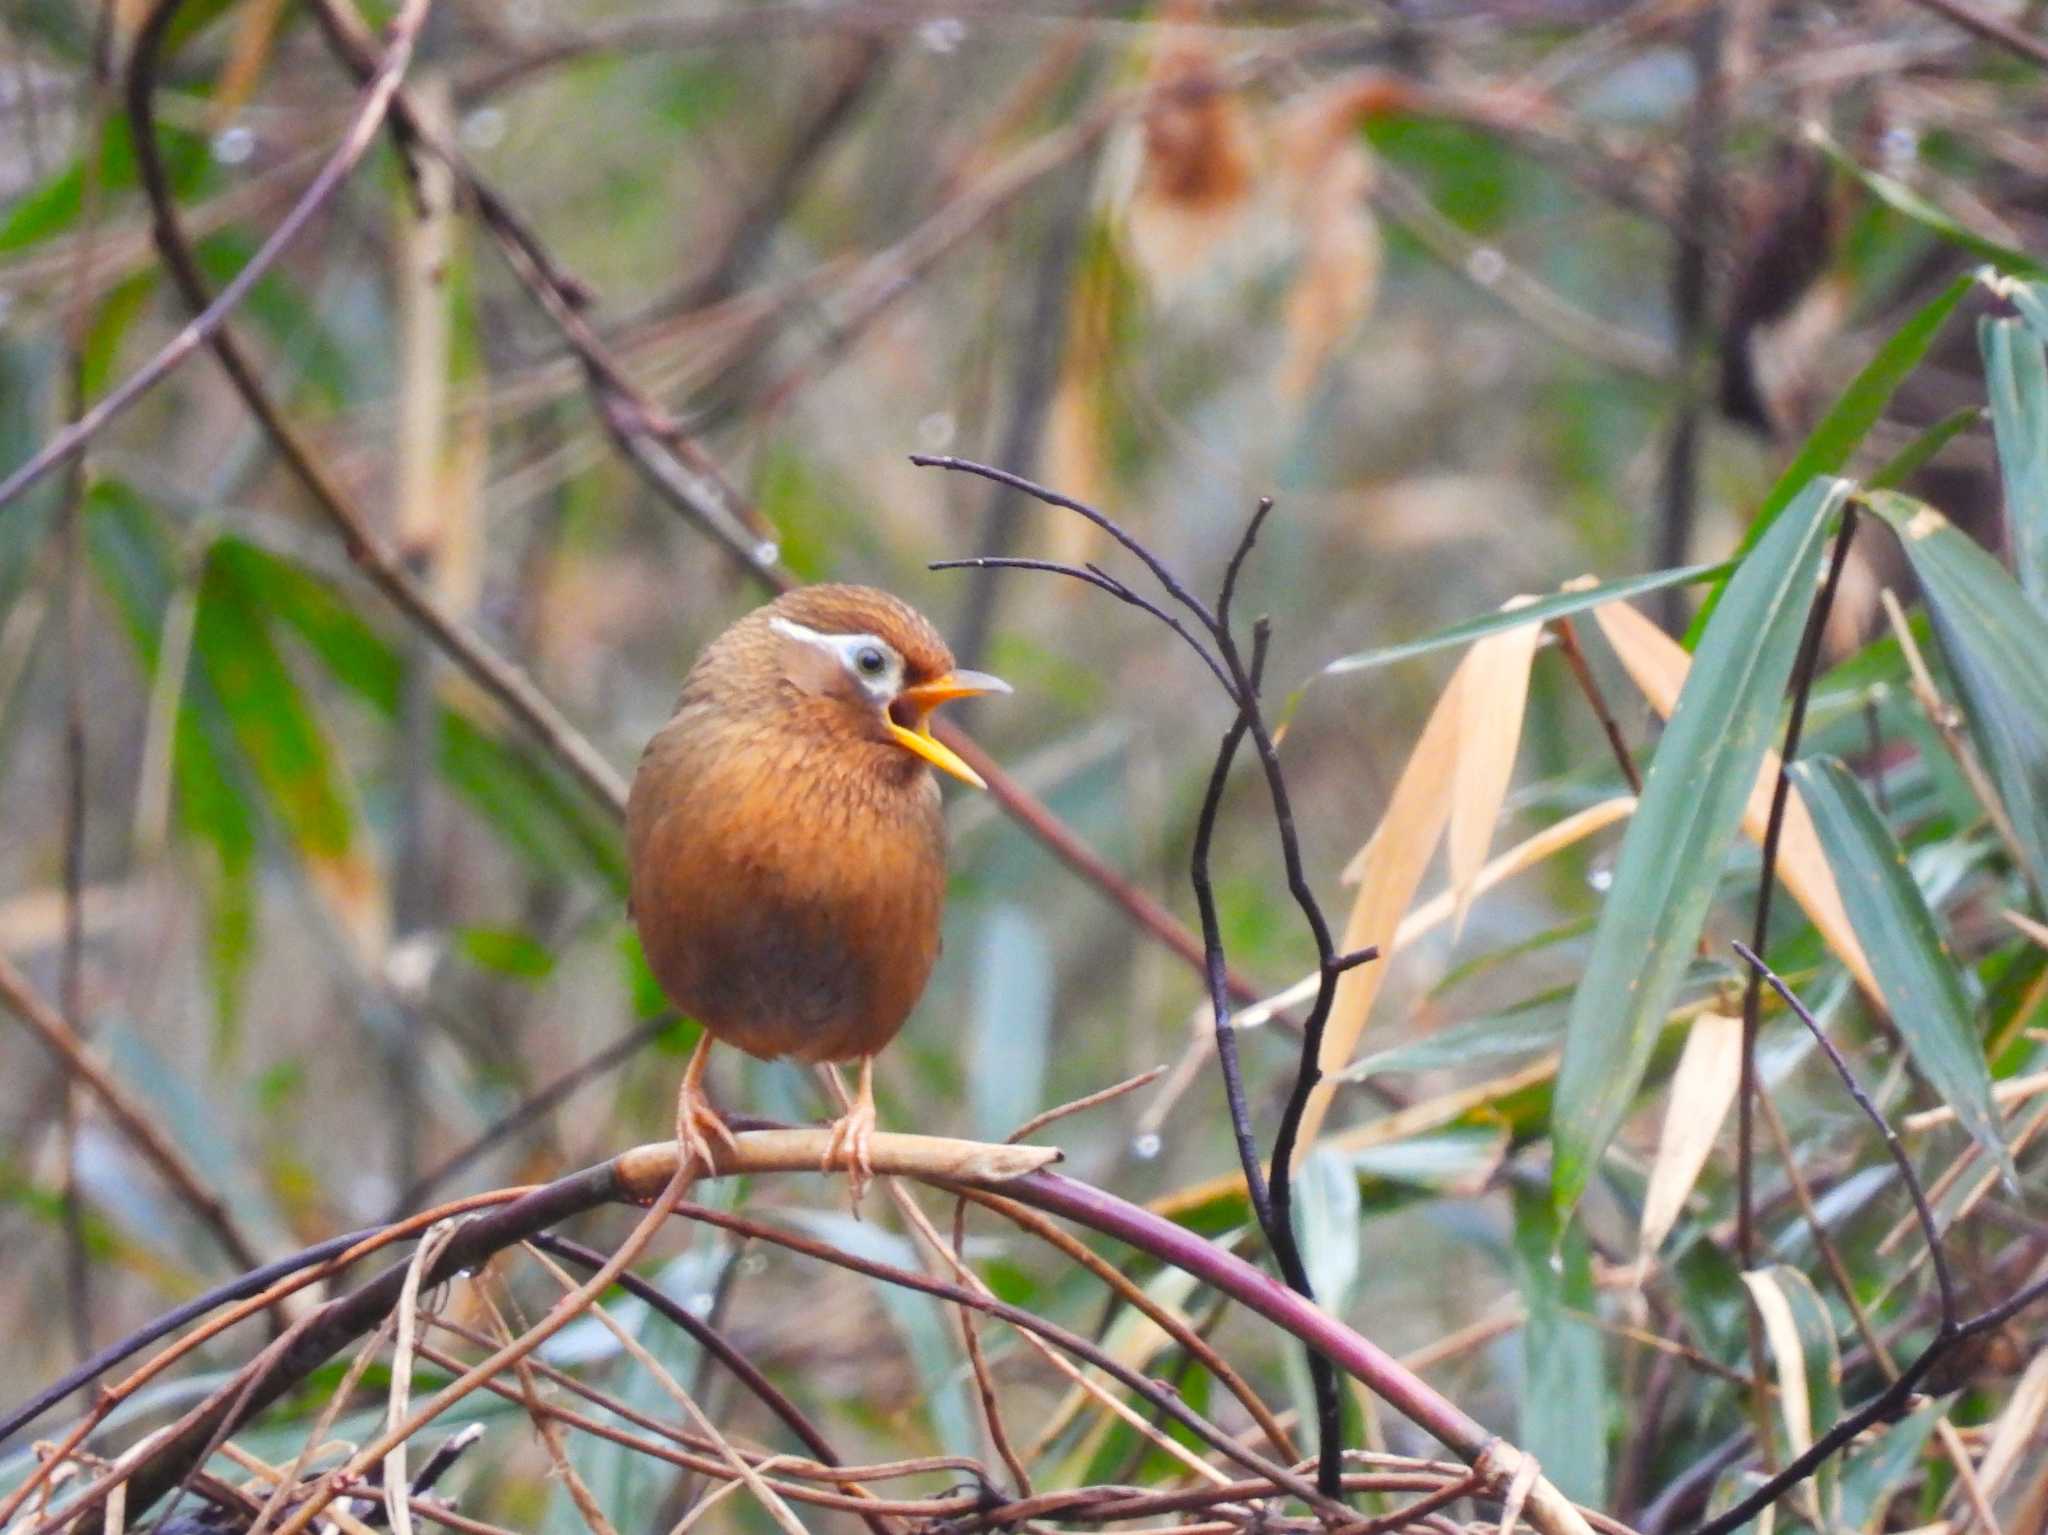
[1981,315,2048,606]
[1688,272,1974,642]
[0,122,209,253]
[86,482,260,1032]
[2007,277,2048,349]
[1790,756,2011,1180]
[1339,999,1566,1081]
[1839,1400,1942,1534]
[228,537,626,889]
[196,542,358,862]
[1810,129,2045,279]
[1319,563,1725,678]
[967,903,1052,1140]
[454,927,556,983]
[1868,406,1983,492]
[1864,490,2048,891]
[1553,477,1851,1219]
[1512,1184,1607,1506]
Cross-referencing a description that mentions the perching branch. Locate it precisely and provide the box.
[5,1132,1614,1535]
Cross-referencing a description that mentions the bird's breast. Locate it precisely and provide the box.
[626,712,947,1063]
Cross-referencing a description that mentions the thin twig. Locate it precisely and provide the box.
[1734,507,1859,1446]
[922,457,1362,1494]
[122,0,629,817]
[0,951,265,1274]
[0,0,429,512]
[1733,940,1959,1327]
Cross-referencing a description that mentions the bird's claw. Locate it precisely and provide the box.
[823,1098,877,1208]
[675,1084,738,1177]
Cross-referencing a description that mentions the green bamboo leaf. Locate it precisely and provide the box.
[1810,129,2044,279]
[1512,1184,1607,1507]
[196,543,358,863]
[1553,477,1851,1220]
[1868,406,1983,492]
[1320,564,1724,678]
[2006,277,2048,348]
[1840,1400,1943,1534]
[0,123,209,253]
[1790,756,2011,1180]
[225,537,626,889]
[1981,315,2048,605]
[1863,490,2048,890]
[1688,273,1974,642]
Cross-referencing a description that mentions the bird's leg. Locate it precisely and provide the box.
[822,1056,878,1206]
[674,1031,739,1175]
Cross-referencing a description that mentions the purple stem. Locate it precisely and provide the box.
[1008,1170,1496,1463]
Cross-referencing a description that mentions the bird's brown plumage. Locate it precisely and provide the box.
[626,585,961,1065]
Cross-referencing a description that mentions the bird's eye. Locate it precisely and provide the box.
[854,645,888,676]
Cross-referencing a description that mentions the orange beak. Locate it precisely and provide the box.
[887,669,1010,788]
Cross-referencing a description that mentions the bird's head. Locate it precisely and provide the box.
[734,585,1008,789]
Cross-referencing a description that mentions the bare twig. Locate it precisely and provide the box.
[1734,507,1858,1440]
[0,0,429,513]
[0,951,265,1274]
[1903,0,2048,70]
[917,455,1367,1494]
[1733,940,1958,1328]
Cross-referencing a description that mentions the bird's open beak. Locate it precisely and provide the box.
[888,670,1011,789]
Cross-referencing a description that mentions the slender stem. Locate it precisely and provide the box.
[1734,507,1859,1443]
[1733,940,1958,1330]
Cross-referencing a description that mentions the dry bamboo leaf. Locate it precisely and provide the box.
[1272,82,1383,401]
[1972,1345,2048,1502]
[2005,908,2048,950]
[1635,1012,1744,1278]
[1294,662,1466,1160]
[308,849,391,973]
[1741,1268,1824,1528]
[1592,598,1879,1002]
[1116,19,1259,298]
[210,0,291,129]
[1152,1058,1559,1223]
[1237,796,1634,1030]
[1448,599,1542,937]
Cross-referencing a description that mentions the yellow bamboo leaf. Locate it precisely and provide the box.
[1236,796,1635,1032]
[1973,1345,2048,1501]
[1635,1012,1743,1278]
[1740,1269,1823,1528]
[1448,599,1541,937]
[1293,666,1465,1161]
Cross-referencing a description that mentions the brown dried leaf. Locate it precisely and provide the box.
[1635,1011,1744,1277]
[1273,81,1384,401]
[1293,661,1465,1160]
[1117,21,1259,296]
[1448,600,1541,936]
[1973,1345,2048,1502]
[1591,598,1879,1003]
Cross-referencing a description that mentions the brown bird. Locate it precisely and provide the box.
[626,584,1008,1196]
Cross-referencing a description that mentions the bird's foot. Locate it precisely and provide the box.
[822,1095,877,1208]
[675,1083,739,1177]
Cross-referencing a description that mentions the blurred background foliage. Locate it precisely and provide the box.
[4,1,2048,1530]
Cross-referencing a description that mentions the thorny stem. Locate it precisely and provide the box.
[1734,506,1858,1445]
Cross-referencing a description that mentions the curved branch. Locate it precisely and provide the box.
[30,1132,1605,1535]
